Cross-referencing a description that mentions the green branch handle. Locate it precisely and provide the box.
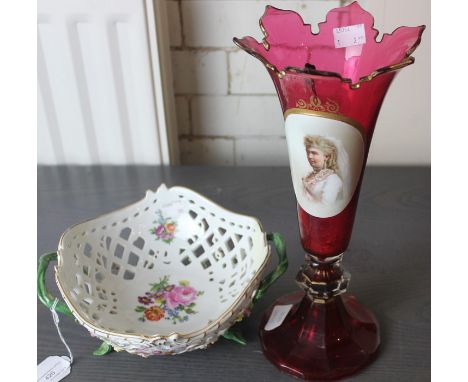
[37,252,114,355]
[37,252,73,317]
[222,232,288,345]
[252,232,288,304]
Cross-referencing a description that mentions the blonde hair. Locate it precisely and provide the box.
[304,135,339,171]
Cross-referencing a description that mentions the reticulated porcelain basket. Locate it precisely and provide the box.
[38,184,287,357]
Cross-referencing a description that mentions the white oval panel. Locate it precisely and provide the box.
[285,111,365,218]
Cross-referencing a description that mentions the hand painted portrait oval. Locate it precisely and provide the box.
[285,111,365,218]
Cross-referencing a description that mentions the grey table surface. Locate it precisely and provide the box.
[37,165,430,381]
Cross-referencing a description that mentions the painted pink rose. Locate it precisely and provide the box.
[165,286,197,308]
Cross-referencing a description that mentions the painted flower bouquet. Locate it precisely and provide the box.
[135,275,204,324]
[150,210,177,244]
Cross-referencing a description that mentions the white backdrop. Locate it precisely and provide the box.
[37,0,178,165]
[38,0,430,166]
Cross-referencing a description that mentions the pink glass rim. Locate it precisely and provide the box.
[233,1,425,88]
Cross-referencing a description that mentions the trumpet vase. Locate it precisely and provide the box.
[234,2,425,380]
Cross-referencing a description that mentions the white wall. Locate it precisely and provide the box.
[169,0,430,166]
[37,0,176,165]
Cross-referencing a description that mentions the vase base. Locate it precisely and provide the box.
[259,291,379,381]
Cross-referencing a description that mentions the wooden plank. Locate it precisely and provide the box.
[74,20,128,164]
[37,85,60,164]
[147,0,179,164]
[38,20,92,164]
[37,0,176,164]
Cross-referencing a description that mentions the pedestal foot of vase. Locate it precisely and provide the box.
[259,255,379,381]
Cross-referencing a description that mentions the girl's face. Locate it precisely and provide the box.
[307,147,326,170]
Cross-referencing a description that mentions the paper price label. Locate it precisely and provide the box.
[333,24,366,48]
[37,356,71,382]
[264,304,293,331]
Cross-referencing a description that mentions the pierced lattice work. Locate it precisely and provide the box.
[56,184,269,356]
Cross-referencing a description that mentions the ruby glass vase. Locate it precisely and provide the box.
[234,2,425,380]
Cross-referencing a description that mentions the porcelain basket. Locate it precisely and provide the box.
[38,184,287,357]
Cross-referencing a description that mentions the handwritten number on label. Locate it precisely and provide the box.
[333,24,366,48]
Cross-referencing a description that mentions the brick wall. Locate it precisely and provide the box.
[167,0,430,166]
